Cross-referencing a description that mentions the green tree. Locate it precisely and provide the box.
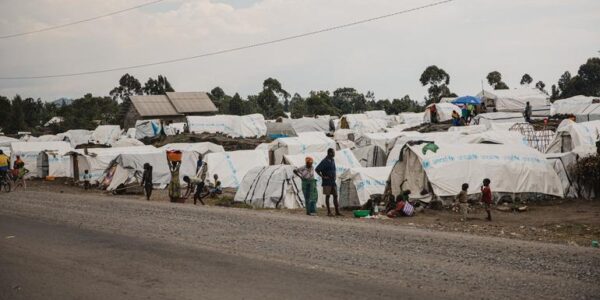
[554,58,600,98]
[229,93,243,116]
[110,73,142,126]
[289,93,306,118]
[0,96,11,132]
[535,81,547,95]
[7,95,26,133]
[61,94,118,130]
[143,75,174,95]
[331,88,366,113]
[390,95,423,114]
[305,91,337,116]
[557,71,572,94]
[419,66,453,104]
[256,78,288,118]
[520,73,533,85]
[486,71,509,90]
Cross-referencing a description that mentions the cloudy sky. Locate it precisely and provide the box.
[0,0,598,102]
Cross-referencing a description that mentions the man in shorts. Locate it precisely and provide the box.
[316,148,342,216]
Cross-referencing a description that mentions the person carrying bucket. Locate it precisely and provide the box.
[294,156,317,216]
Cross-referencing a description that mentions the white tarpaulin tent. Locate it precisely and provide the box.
[339,167,392,207]
[545,152,579,198]
[397,112,425,126]
[270,132,336,164]
[70,146,157,182]
[448,124,488,134]
[386,131,462,166]
[423,103,461,123]
[90,125,121,145]
[10,141,73,178]
[355,132,404,152]
[204,150,269,188]
[187,114,267,138]
[112,138,145,148]
[160,142,225,155]
[234,165,304,209]
[135,120,162,139]
[338,114,388,133]
[551,95,600,116]
[283,148,361,207]
[472,112,525,130]
[0,136,18,147]
[389,143,563,199]
[546,120,600,154]
[285,117,330,133]
[352,145,387,167]
[477,88,550,115]
[550,102,600,122]
[164,122,186,136]
[58,130,92,147]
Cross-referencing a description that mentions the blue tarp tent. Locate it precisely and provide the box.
[452,96,481,105]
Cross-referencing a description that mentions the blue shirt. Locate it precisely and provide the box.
[315,156,336,187]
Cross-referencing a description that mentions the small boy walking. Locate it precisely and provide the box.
[455,183,469,222]
[82,170,92,190]
[481,178,492,221]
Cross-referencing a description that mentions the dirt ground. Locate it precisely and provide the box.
[19,179,600,248]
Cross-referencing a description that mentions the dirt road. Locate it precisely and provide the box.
[1,191,599,299]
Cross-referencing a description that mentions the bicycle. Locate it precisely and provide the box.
[0,170,12,193]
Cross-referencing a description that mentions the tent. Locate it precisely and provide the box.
[24,134,63,142]
[546,120,600,154]
[0,136,18,147]
[266,121,297,139]
[386,131,462,166]
[338,114,388,133]
[573,104,600,122]
[389,143,563,201]
[135,120,162,140]
[10,141,73,178]
[160,142,225,155]
[452,96,481,105]
[551,95,600,116]
[58,130,92,147]
[125,128,136,139]
[283,148,361,207]
[545,152,579,198]
[477,87,549,114]
[187,114,267,138]
[270,132,336,164]
[365,110,388,119]
[397,112,425,126]
[352,145,387,167]
[90,125,122,145]
[112,138,145,148]
[339,167,392,207]
[204,150,269,188]
[423,103,461,123]
[285,117,330,133]
[234,165,304,209]
[69,146,157,183]
[164,122,186,135]
[448,124,488,134]
[472,112,525,130]
[104,148,199,191]
[354,132,404,152]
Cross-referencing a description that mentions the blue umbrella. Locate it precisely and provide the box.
[452,96,481,105]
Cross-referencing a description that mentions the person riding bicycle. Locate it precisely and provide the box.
[0,150,10,180]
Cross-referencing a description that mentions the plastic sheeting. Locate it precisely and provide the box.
[472,112,525,130]
[339,167,392,207]
[112,138,145,148]
[164,122,186,136]
[352,145,387,167]
[397,112,425,126]
[160,142,225,155]
[423,103,461,123]
[90,125,122,145]
[234,165,304,209]
[545,152,579,198]
[135,120,162,139]
[477,88,549,112]
[338,114,388,133]
[271,132,336,164]
[283,148,361,207]
[389,143,563,198]
[287,117,330,133]
[10,141,73,178]
[0,136,18,147]
[551,95,600,115]
[546,120,600,154]
[71,146,157,182]
[355,132,404,152]
[59,130,92,147]
[204,150,269,188]
[187,114,267,138]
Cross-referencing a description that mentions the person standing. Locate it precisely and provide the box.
[524,102,532,123]
[294,156,317,216]
[196,154,205,175]
[12,155,27,189]
[82,169,92,190]
[430,104,438,124]
[455,183,469,222]
[481,178,493,221]
[0,150,9,184]
[316,148,342,216]
[141,163,153,201]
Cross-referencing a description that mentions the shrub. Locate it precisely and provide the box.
[571,153,600,199]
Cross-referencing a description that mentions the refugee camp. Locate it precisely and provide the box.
[1,0,599,299]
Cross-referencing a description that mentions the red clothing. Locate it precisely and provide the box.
[481,186,492,204]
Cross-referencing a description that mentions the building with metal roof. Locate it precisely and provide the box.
[124,92,217,128]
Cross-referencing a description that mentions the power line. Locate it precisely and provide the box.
[0,0,166,39]
[0,0,455,80]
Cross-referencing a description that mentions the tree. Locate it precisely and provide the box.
[7,95,26,134]
[520,73,533,85]
[143,75,174,95]
[229,93,243,116]
[255,78,288,118]
[305,91,337,116]
[486,71,509,90]
[557,71,572,94]
[389,95,423,114]
[60,93,118,130]
[110,74,142,126]
[553,58,600,99]
[535,81,547,95]
[419,66,452,104]
[0,96,11,132]
[289,93,306,118]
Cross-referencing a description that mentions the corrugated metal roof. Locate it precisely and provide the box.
[166,92,217,114]
[130,95,181,117]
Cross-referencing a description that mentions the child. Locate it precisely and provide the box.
[141,163,153,201]
[82,170,92,190]
[481,178,492,221]
[210,174,222,197]
[455,183,469,222]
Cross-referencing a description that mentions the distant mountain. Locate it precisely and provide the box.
[52,98,74,107]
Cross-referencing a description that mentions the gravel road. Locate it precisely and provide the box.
[1,191,599,299]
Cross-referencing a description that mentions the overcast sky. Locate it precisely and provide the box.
[0,0,598,102]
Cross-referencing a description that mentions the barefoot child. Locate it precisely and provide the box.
[455,183,469,222]
[481,178,492,221]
